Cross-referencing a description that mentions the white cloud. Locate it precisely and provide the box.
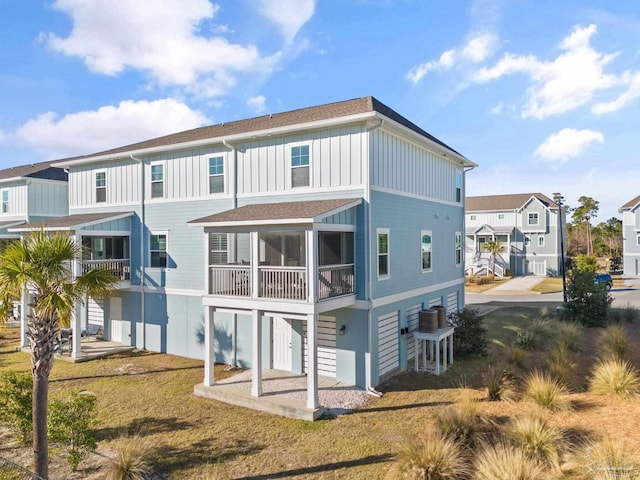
[45,0,279,96]
[247,95,267,114]
[407,33,497,84]
[534,128,604,162]
[257,0,316,44]
[592,70,640,114]
[16,99,209,159]
[473,24,620,119]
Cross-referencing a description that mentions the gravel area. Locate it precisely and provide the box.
[218,369,371,417]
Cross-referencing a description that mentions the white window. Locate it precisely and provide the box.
[498,214,505,220]
[455,171,462,203]
[209,156,224,194]
[455,232,462,266]
[1,190,8,213]
[637,233,640,246]
[421,231,432,272]
[291,144,310,188]
[150,233,167,268]
[538,236,545,247]
[524,235,531,246]
[209,233,228,264]
[377,229,389,279]
[528,212,539,225]
[151,164,164,198]
[95,172,106,203]
[470,215,476,220]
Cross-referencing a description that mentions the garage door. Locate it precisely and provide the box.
[378,312,399,376]
[303,316,337,378]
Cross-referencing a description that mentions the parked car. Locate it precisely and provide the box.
[595,273,613,291]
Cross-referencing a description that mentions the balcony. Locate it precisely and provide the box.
[82,259,131,281]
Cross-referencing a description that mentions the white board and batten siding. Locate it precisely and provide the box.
[378,311,400,377]
[406,305,422,369]
[303,316,337,378]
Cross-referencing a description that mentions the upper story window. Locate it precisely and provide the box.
[291,145,310,188]
[1,190,8,213]
[528,212,539,225]
[455,232,462,266]
[421,231,432,272]
[470,215,476,221]
[637,233,640,246]
[95,172,106,203]
[151,164,164,198]
[377,229,389,279]
[150,233,167,268]
[538,236,545,247]
[209,156,224,194]
[455,171,462,202]
[498,214,505,220]
[524,235,531,246]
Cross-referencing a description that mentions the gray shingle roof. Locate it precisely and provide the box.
[189,198,361,225]
[12,212,133,231]
[466,193,559,212]
[0,160,67,182]
[619,195,640,211]
[53,97,467,163]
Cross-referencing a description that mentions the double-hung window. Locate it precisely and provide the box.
[1,190,8,213]
[377,229,389,279]
[291,145,310,188]
[538,236,545,247]
[455,232,462,266]
[421,231,432,271]
[209,233,228,264]
[528,212,539,225]
[150,233,167,268]
[209,156,224,194]
[151,164,164,198]
[95,172,106,203]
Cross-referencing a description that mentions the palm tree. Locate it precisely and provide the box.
[484,238,503,276]
[0,230,119,478]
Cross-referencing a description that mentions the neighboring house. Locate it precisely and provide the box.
[619,195,640,276]
[0,162,68,333]
[465,193,565,277]
[15,97,475,411]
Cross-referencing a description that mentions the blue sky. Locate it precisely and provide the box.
[1,0,639,221]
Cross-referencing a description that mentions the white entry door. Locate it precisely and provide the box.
[272,317,292,371]
[109,297,123,343]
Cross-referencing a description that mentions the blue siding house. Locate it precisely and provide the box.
[17,97,475,416]
[620,195,640,276]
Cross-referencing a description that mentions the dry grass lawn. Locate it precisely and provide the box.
[1,306,640,479]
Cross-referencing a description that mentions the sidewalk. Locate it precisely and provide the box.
[482,276,546,295]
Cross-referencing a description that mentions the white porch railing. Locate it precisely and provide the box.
[82,259,130,280]
[259,266,306,300]
[209,265,251,296]
[318,264,354,300]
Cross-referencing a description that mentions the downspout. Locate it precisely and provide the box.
[131,154,146,350]
[364,118,383,390]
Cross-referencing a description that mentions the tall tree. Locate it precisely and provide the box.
[0,231,119,478]
[571,196,599,256]
[484,238,503,276]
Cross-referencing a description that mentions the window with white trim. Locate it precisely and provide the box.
[538,236,545,247]
[455,232,462,266]
[1,190,8,213]
[498,213,505,220]
[151,164,164,198]
[377,229,389,278]
[95,172,106,203]
[455,171,462,202]
[209,233,228,264]
[209,156,224,194]
[291,145,310,188]
[524,235,531,246]
[421,231,432,271]
[470,215,476,220]
[528,212,539,225]
[637,233,640,246]
[150,233,167,268]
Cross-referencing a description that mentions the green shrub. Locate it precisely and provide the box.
[546,342,577,387]
[482,364,516,401]
[0,371,32,444]
[575,254,598,272]
[474,442,551,480]
[599,324,629,362]
[522,370,572,411]
[448,308,487,357]
[48,391,98,471]
[607,308,623,325]
[565,268,612,327]
[589,359,640,399]
[506,415,565,469]
[396,430,470,480]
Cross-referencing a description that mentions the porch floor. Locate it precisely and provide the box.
[195,369,365,421]
[21,339,135,363]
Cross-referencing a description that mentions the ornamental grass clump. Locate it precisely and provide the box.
[555,321,583,353]
[622,304,639,324]
[506,415,565,470]
[482,364,516,402]
[589,359,640,399]
[598,324,630,362]
[574,437,638,480]
[522,370,572,411]
[104,437,154,480]
[396,430,470,480]
[435,395,484,446]
[474,441,551,480]
[545,343,578,387]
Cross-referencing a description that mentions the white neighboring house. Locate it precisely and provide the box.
[619,195,640,277]
[465,193,565,277]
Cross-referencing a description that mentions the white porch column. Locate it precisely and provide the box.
[306,313,319,409]
[250,231,259,298]
[20,287,28,348]
[305,230,317,303]
[71,302,82,358]
[251,309,263,397]
[204,307,215,386]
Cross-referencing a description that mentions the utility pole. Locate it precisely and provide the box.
[553,193,567,303]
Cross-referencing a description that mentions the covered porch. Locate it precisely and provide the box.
[464,225,513,277]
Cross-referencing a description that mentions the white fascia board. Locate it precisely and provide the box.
[52,111,378,168]
[9,212,134,233]
[189,218,313,228]
[517,195,553,213]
